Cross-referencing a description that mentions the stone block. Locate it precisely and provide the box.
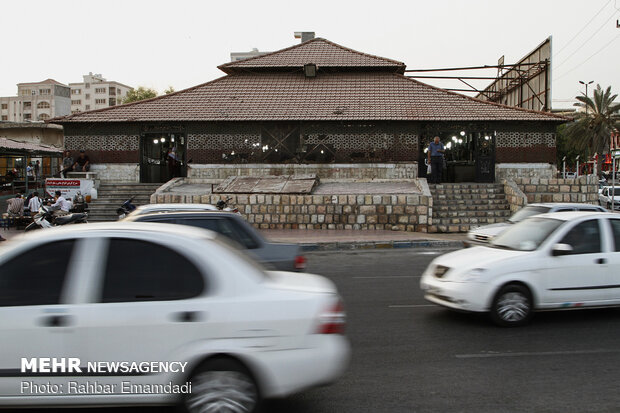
[359,205,376,214]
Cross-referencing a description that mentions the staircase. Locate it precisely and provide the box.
[87,183,161,222]
[428,183,511,233]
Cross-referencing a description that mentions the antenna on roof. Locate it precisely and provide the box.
[294,32,315,43]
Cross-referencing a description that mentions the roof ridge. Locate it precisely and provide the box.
[218,37,405,72]
[398,74,569,120]
[49,75,232,123]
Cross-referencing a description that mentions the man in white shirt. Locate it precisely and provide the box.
[27,191,42,214]
[50,191,71,216]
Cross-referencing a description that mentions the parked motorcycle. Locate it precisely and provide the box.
[24,206,88,231]
[216,197,241,215]
[117,196,137,219]
[71,191,89,213]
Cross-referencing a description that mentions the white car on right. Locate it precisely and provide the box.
[466,203,607,246]
[421,212,620,326]
[599,186,620,211]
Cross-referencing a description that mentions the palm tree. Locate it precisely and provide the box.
[564,85,620,174]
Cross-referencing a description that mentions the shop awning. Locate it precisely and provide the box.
[0,138,62,156]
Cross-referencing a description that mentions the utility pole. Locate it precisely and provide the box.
[579,80,594,115]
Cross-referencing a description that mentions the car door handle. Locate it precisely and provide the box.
[41,315,73,327]
[595,258,607,265]
[171,311,205,323]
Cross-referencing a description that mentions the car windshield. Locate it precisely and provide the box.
[490,217,564,251]
[508,205,552,223]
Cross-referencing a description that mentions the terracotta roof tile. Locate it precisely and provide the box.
[51,72,565,123]
[218,38,405,73]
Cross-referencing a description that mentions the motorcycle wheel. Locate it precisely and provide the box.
[24,222,40,232]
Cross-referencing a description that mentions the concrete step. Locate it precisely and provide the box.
[435,204,511,211]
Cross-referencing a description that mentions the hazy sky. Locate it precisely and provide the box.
[1,0,619,109]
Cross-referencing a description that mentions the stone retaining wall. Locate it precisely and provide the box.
[188,163,417,180]
[150,192,433,232]
[513,175,598,204]
[503,179,528,213]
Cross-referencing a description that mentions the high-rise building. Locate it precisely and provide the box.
[0,79,71,122]
[69,73,132,113]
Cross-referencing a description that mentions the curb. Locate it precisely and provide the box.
[299,239,464,252]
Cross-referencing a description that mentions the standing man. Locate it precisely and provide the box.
[61,150,73,178]
[427,136,445,184]
[27,191,42,214]
[72,150,91,172]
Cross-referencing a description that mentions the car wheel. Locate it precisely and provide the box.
[183,358,259,413]
[490,284,533,327]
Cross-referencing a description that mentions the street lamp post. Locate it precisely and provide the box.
[579,80,594,115]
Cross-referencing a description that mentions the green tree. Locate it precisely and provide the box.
[122,86,158,104]
[164,86,175,94]
[563,84,620,172]
[556,124,587,170]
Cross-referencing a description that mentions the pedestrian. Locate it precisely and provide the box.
[28,191,42,214]
[49,190,71,216]
[72,150,91,172]
[61,150,73,178]
[34,160,40,179]
[6,194,25,217]
[427,136,445,184]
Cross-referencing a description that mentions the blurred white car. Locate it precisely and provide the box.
[130,203,219,216]
[466,203,606,246]
[599,186,620,211]
[0,223,349,411]
[422,212,620,326]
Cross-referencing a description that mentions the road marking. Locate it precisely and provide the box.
[389,304,437,308]
[455,349,620,359]
[352,275,420,279]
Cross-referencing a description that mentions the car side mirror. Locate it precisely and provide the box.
[551,243,573,256]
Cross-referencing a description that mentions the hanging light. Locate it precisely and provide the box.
[171,137,175,142]
[458,139,463,144]
[452,136,457,141]
[231,151,235,155]
[153,139,158,144]
[460,131,466,136]
[320,150,324,154]
[160,137,165,143]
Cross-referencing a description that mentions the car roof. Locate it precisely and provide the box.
[134,203,218,211]
[533,211,614,221]
[125,211,240,221]
[6,222,217,245]
[527,202,605,209]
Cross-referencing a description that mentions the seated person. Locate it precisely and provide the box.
[49,190,71,216]
[6,194,24,217]
[72,150,91,172]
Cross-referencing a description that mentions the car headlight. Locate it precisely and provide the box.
[454,268,487,282]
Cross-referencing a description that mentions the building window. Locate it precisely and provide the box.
[95,87,106,94]
[85,94,90,99]
[71,88,81,94]
[38,113,50,120]
[23,101,32,109]
[37,101,50,109]
[24,113,31,120]
[71,100,82,105]
[39,89,51,95]
[1,115,7,121]
[109,98,116,106]
[1,104,7,109]
[95,98,106,104]
[85,83,90,89]
[71,109,81,114]
[117,88,121,95]
[85,105,90,110]
[20,89,31,96]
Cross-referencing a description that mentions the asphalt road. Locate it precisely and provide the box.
[11,249,620,413]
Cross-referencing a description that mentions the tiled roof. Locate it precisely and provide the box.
[0,138,62,153]
[17,79,67,86]
[51,72,566,123]
[218,38,406,73]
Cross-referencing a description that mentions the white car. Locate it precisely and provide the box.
[466,203,607,246]
[421,212,620,326]
[0,223,349,411]
[130,203,219,216]
[599,186,620,211]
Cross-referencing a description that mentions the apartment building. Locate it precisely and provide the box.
[69,73,132,113]
[0,79,71,122]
